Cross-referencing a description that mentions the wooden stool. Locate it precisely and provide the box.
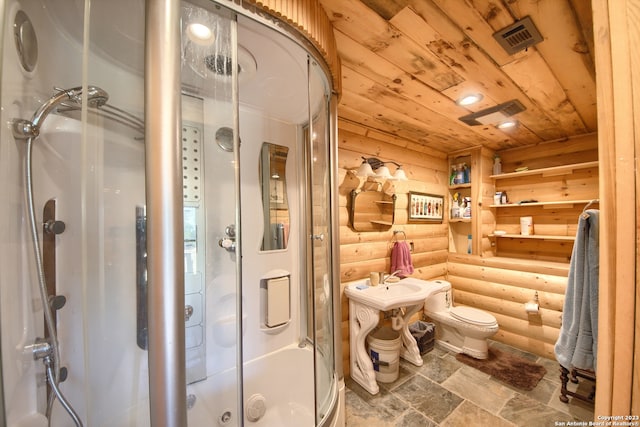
[559,365,596,403]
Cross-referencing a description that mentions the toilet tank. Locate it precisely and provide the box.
[423,280,452,313]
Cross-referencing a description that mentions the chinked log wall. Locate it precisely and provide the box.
[339,125,598,372]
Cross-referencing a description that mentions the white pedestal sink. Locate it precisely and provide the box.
[344,277,446,395]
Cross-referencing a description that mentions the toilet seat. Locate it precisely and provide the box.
[450,306,497,326]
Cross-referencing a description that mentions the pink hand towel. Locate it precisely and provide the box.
[390,241,414,277]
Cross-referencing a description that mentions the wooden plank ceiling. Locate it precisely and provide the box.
[318,0,596,154]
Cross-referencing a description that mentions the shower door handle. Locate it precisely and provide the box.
[136,206,148,350]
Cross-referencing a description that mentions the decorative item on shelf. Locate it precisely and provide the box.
[408,191,444,223]
[451,192,461,218]
[493,155,502,175]
[500,191,508,204]
[355,156,408,181]
[452,163,470,184]
[462,197,472,218]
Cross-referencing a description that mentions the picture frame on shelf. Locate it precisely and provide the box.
[408,192,444,223]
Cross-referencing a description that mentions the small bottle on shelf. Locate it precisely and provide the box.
[493,155,502,175]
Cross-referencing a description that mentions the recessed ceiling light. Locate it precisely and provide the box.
[456,93,484,106]
[497,120,518,129]
[187,22,215,46]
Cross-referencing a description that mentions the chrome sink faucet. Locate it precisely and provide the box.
[382,270,403,284]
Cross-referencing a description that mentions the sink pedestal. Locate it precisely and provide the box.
[344,278,443,395]
[348,299,424,395]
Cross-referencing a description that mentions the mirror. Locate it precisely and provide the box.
[349,189,396,232]
[260,142,290,250]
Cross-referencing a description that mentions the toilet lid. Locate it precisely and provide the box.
[450,306,497,326]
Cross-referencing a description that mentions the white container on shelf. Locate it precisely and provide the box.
[520,216,534,235]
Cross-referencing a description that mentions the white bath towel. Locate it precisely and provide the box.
[554,209,599,371]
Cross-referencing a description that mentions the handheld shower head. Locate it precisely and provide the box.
[13,85,110,140]
[75,85,109,108]
[33,86,109,125]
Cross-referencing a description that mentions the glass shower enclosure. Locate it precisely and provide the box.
[0,0,343,425]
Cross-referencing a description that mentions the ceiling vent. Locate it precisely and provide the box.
[458,99,526,126]
[493,16,544,55]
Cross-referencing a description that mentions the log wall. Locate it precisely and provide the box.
[338,128,599,369]
[447,134,599,359]
[338,119,449,375]
[447,254,568,359]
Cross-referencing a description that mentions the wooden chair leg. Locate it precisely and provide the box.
[558,364,596,404]
[559,365,570,403]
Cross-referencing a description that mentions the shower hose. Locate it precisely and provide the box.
[25,136,84,427]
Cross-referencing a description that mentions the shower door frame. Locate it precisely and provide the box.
[145,0,188,425]
[0,0,7,423]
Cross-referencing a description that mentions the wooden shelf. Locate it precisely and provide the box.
[450,217,471,223]
[490,161,598,180]
[370,220,393,226]
[489,233,576,241]
[490,200,596,209]
[449,183,471,189]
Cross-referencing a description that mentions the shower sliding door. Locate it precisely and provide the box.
[81,1,151,425]
[307,59,338,424]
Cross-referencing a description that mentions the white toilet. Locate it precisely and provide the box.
[423,280,498,359]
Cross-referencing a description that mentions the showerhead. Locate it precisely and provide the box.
[78,85,109,108]
[33,85,109,126]
[13,85,110,139]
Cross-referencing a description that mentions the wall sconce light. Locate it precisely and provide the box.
[356,157,408,181]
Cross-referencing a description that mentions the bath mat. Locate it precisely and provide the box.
[455,348,547,391]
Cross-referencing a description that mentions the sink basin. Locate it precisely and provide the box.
[344,277,444,311]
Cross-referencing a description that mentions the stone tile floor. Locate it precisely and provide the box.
[345,340,595,426]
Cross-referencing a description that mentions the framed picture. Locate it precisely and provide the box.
[408,192,444,223]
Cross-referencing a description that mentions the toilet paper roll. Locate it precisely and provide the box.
[524,301,539,314]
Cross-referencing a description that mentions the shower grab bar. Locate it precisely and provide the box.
[57,102,145,135]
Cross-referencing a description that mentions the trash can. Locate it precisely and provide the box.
[409,321,435,355]
[366,327,401,383]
